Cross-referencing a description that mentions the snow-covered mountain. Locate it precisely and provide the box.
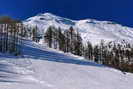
[24,13,133,45]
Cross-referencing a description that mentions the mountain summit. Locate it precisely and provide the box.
[24,13,133,45]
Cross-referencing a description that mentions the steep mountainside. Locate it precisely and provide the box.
[24,13,133,45]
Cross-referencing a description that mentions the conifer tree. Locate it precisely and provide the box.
[74,30,83,56]
[32,26,38,42]
[57,27,66,51]
[44,26,53,48]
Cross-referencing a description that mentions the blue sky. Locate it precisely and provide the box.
[0,0,133,27]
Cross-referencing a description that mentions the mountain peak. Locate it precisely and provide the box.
[24,12,133,45]
[36,12,59,18]
[43,12,56,16]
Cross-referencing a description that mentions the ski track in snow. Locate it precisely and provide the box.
[0,58,56,89]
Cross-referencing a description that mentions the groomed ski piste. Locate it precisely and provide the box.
[0,39,133,89]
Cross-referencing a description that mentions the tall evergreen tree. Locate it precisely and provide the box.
[44,26,54,48]
[57,27,66,51]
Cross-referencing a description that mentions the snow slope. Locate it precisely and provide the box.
[24,13,133,45]
[0,40,133,89]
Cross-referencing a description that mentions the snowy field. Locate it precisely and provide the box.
[0,40,133,89]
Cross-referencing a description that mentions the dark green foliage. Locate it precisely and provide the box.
[73,31,83,56]
[44,26,83,55]
[32,26,40,42]
[57,27,66,51]
[44,26,54,48]
[84,41,93,60]
[44,26,133,73]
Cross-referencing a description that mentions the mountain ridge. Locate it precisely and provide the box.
[24,12,133,45]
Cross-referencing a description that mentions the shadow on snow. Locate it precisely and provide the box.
[0,63,19,83]
[0,44,104,83]
[0,44,104,67]
[22,44,104,67]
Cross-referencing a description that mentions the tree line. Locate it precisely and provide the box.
[0,16,25,55]
[41,26,133,73]
[2,16,133,73]
[44,26,83,55]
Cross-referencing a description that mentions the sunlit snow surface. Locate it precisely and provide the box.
[24,13,133,45]
[0,40,133,89]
